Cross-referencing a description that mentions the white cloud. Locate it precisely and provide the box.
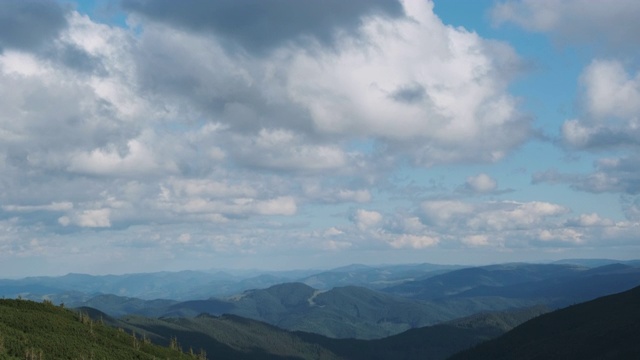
[561,119,593,148]
[538,228,583,244]
[469,201,569,231]
[565,213,615,227]
[353,209,383,232]
[254,196,297,216]
[462,234,490,247]
[580,60,640,120]
[555,59,640,194]
[58,216,71,227]
[421,199,569,234]
[230,129,351,172]
[74,209,112,228]
[167,178,257,199]
[283,0,529,165]
[323,227,344,236]
[465,173,498,193]
[388,234,438,249]
[421,200,474,226]
[3,202,73,212]
[68,139,173,177]
[0,51,46,76]
[177,233,191,244]
[336,189,372,203]
[321,239,352,251]
[163,196,297,218]
[301,183,374,204]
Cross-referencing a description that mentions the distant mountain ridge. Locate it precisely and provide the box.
[0,262,460,301]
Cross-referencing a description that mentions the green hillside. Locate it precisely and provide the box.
[0,299,196,359]
[449,285,640,360]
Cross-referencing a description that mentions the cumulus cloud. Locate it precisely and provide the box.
[562,60,640,150]
[285,0,530,165]
[68,139,175,177]
[420,199,570,240]
[531,59,640,196]
[74,209,112,228]
[339,198,630,251]
[464,173,498,193]
[353,209,383,232]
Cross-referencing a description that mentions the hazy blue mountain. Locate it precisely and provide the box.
[0,270,230,300]
[0,269,312,301]
[300,263,462,290]
[1,264,452,301]
[449,285,640,360]
[384,263,587,300]
[551,258,640,268]
[452,263,640,308]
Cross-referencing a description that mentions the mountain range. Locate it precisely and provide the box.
[4,285,637,359]
[3,261,639,340]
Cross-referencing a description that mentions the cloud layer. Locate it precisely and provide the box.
[0,0,638,276]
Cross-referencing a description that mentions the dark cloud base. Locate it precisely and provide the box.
[121,0,404,53]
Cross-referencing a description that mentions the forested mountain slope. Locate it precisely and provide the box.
[449,285,640,360]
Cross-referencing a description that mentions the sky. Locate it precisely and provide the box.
[1,0,640,277]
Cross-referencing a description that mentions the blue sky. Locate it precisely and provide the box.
[1,0,639,277]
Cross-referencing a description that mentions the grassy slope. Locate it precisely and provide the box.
[449,285,640,360]
[0,299,193,360]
